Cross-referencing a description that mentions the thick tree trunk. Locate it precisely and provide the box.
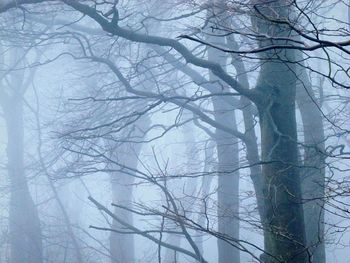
[4,96,43,263]
[296,61,325,263]
[258,83,307,262]
[251,1,308,262]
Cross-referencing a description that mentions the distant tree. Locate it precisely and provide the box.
[0,43,43,263]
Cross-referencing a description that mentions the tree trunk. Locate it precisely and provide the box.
[207,4,240,260]
[107,115,149,263]
[296,60,325,263]
[226,32,266,233]
[108,146,138,263]
[251,1,308,262]
[110,176,135,263]
[108,140,140,263]
[213,107,240,263]
[196,141,215,255]
[4,96,43,263]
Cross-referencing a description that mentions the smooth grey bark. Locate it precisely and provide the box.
[296,59,325,263]
[207,3,240,261]
[212,91,240,263]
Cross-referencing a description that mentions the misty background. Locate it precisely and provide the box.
[0,0,349,263]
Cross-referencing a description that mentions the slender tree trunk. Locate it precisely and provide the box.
[196,141,215,255]
[226,33,266,231]
[164,120,200,263]
[108,146,138,263]
[107,115,149,263]
[296,60,325,263]
[4,96,43,263]
[212,99,240,263]
[251,1,307,262]
[1,45,43,262]
[110,178,135,263]
[108,140,140,263]
[163,227,181,262]
[207,3,240,260]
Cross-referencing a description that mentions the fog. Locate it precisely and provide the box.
[0,1,349,263]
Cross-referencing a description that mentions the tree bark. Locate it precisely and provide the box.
[296,60,325,263]
[251,1,308,262]
[213,107,240,263]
